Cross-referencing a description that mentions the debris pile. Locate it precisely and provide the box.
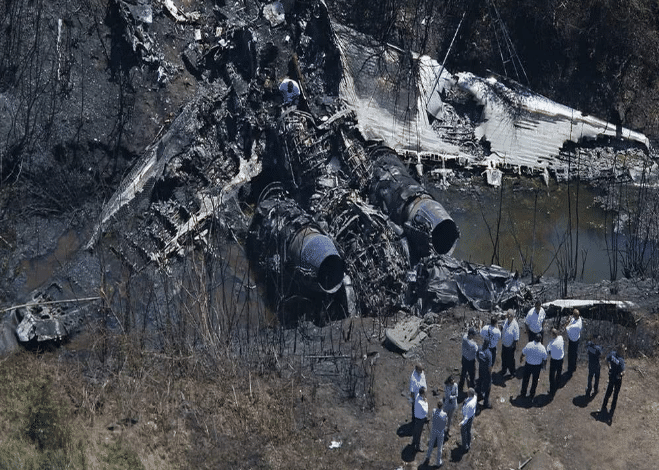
[78,0,651,329]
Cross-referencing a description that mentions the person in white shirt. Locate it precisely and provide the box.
[412,387,429,452]
[460,388,477,451]
[525,300,546,343]
[565,309,583,373]
[546,328,565,396]
[500,310,520,378]
[409,364,427,421]
[480,316,501,367]
[519,334,547,399]
[443,375,458,436]
[424,401,447,467]
[279,78,300,105]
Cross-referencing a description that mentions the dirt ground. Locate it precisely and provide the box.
[309,308,659,470]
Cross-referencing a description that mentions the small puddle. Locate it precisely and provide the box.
[19,229,82,292]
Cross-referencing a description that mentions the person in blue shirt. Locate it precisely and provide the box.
[459,328,478,391]
[599,347,626,424]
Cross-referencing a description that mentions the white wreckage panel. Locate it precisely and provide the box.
[334,23,461,158]
[333,20,650,180]
[456,72,650,169]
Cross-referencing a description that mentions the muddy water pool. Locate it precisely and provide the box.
[430,178,619,283]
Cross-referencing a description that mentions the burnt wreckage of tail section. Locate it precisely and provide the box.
[248,108,461,320]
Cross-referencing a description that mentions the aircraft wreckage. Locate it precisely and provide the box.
[12,0,652,341]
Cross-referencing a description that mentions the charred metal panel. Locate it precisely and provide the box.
[12,292,87,343]
[369,147,459,257]
[326,197,409,316]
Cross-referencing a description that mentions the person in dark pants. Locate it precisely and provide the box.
[599,348,626,424]
[546,328,565,397]
[500,309,519,378]
[412,387,429,451]
[460,388,477,451]
[480,316,501,368]
[565,309,583,373]
[518,334,547,399]
[585,340,603,397]
[525,300,546,343]
[477,339,493,409]
[459,328,478,391]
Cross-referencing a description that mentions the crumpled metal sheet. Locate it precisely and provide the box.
[419,256,526,312]
[14,302,85,343]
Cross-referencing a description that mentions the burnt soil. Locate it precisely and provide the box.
[301,305,659,470]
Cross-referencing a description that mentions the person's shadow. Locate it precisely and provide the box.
[401,444,417,462]
[450,444,467,462]
[590,409,610,425]
[573,394,590,408]
[532,393,552,407]
[396,421,414,437]
[509,394,533,409]
[492,372,506,387]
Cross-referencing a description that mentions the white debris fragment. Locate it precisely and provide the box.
[263,2,286,27]
[329,440,342,449]
[194,29,202,41]
[162,0,199,23]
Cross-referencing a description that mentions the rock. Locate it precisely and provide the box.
[385,315,427,352]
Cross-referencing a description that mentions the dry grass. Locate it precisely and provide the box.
[0,330,330,469]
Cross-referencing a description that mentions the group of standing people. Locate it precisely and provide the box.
[408,365,465,466]
[407,301,628,465]
[517,301,584,399]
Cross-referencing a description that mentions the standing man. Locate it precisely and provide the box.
[443,375,458,436]
[546,328,565,396]
[458,328,478,392]
[424,401,447,467]
[585,339,603,397]
[565,309,583,373]
[477,339,493,409]
[460,388,477,452]
[410,364,427,422]
[525,301,546,343]
[599,348,626,424]
[480,316,501,367]
[500,309,519,378]
[518,333,547,399]
[412,387,429,451]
